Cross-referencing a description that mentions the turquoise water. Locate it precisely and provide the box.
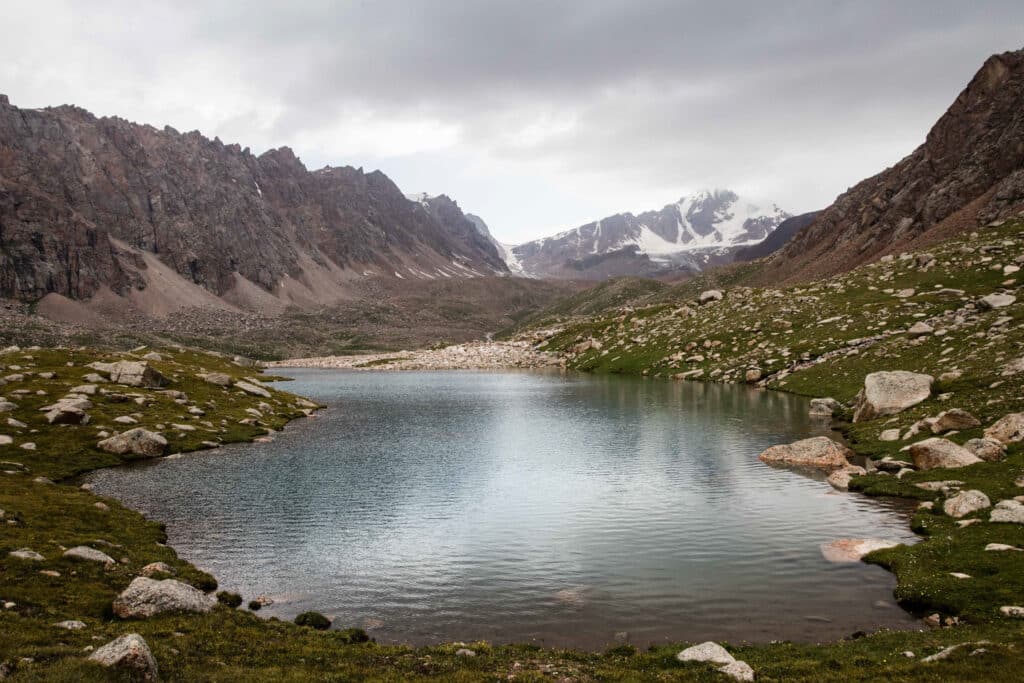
[87,369,918,648]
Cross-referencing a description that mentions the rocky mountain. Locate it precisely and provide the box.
[755,48,1024,284]
[405,193,506,269]
[508,190,789,279]
[734,211,820,262]
[0,96,507,310]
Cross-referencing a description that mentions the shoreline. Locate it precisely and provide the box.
[91,368,924,650]
[268,340,563,371]
[3,345,1023,680]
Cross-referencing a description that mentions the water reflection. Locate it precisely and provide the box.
[87,370,919,648]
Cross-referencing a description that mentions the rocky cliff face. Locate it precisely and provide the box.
[734,211,820,262]
[407,193,505,271]
[0,96,507,303]
[757,48,1024,283]
[509,189,788,279]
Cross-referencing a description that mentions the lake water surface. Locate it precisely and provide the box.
[86,370,919,648]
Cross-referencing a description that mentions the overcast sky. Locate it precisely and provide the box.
[2,2,1022,243]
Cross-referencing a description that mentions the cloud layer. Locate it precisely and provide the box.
[2,1,1022,242]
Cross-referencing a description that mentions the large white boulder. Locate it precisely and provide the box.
[991,500,1024,524]
[235,381,271,398]
[88,633,158,681]
[909,438,982,470]
[985,413,1024,445]
[89,361,167,388]
[112,577,216,619]
[63,546,116,565]
[820,538,900,563]
[758,436,853,471]
[676,641,735,665]
[97,428,167,457]
[853,371,933,422]
[942,490,991,518]
[698,290,724,305]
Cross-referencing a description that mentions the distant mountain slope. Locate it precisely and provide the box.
[509,189,789,279]
[734,211,820,262]
[754,48,1024,284]
[0,96,507,308]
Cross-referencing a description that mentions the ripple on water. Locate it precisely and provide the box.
[87,370,919,648]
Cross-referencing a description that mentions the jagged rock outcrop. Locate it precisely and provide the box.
[0,95,507,303]
[754,49,1024,284]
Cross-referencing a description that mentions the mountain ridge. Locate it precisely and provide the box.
[751,47,1024,284]
[0,95,508,312]
[506,189,789,279]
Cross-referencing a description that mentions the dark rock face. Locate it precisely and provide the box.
[510,189,788,279]
[735,211,820,262]
[0,99,506,301]
[759,49,1024,283]
[412,194,505,268]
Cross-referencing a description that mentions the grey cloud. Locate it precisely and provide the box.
[2,1,1022,241]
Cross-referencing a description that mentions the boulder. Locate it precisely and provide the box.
[978,293,1015,310]
[88,633,158,681]
[235,381,271,398]
[63,546,116,565]
[9,548,44,561]
[140,562,176,577]
[828,465,867,490]
[97,429,167,457]
[0,400,18,412]
[676,641,735,665]
[198,372,233,387]
[984,413,1024,445]
[719,660,756,682]
[926,409,980,433]
[852,371,933,422]
[91,361,167,388]
[758,436,853,471]
[991,500,1024,524]
[809,397,843,416]
[744,368,762,383]
[964,438,1006,462]
[1001,606,1024,618]
[879,429,901,442]
[112,577,216,619]
[942,490,991,518]
[907,322,934,338]
[53,620,87,630]
[44,401,89,425]
[909,438,982,470]
[820,538,900,563]
[698,290,724,305]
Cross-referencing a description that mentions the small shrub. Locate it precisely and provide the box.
[605,644,637,657]
[294,611,331,630]
[248,600,262,611]
[217,591,242,608]
[336,628,371,644]
[193,572,218,592]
